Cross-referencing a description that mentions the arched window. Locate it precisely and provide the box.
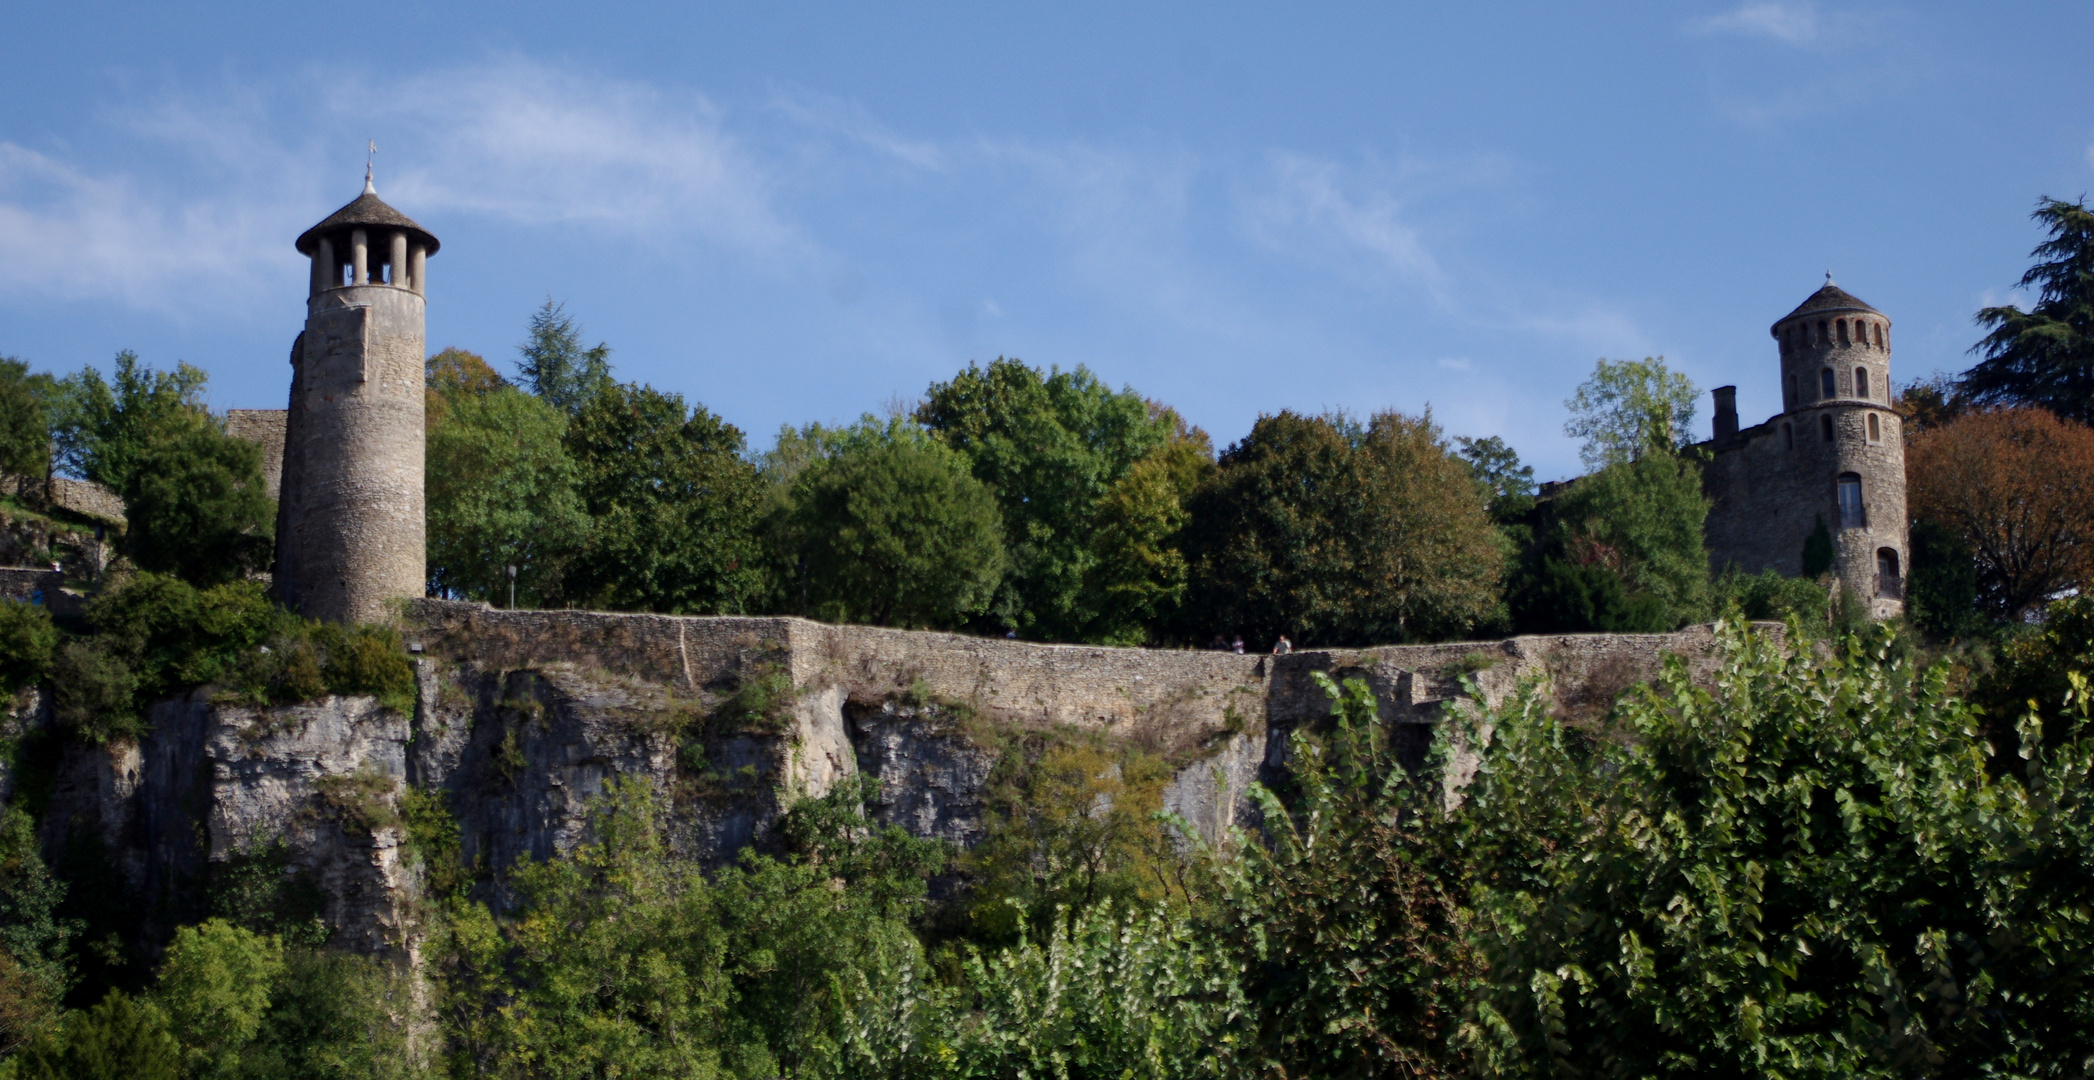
[1839,319,1852,346]
[1787,374,1797,406]
[1838,473,1865,528]
[1876,324,1886,348]
[1818,319,1830,345]
[1867,412,1880,441]
[1855,367,1869,398]
[1876,547,1901,598]
[1822,414,1835,442]
[1821,368,1836,398]
[1783,422,1794,450]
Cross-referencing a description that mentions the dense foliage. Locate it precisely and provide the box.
[917,359,1188,642]
[1905,406,2094,620]
[562,382,767,614]
[1183,410,1506,647]
[424,354,590,607]
[1963,197,2094,423]
[765,417,1006,629]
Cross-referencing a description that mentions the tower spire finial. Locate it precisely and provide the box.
[364,140,376,194]
[1826,269,1835,286]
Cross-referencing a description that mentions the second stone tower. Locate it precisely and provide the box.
[275,172,438,624]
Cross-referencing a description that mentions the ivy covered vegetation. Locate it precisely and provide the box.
[0,613,2091,1077]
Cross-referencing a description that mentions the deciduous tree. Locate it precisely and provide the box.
[918,359,1178,640]
[768,417,1005,629]
[426,384,589,607]
[564,383,765,614]
[1183,410,1504,646]
[1906,407,2094,620]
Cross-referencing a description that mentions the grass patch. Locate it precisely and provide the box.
[314,765,401,834]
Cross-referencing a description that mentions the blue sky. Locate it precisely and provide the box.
[3,1,2090,480]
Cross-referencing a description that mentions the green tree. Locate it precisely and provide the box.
[121,417,274,586]
[45,352,209,489]
[1963,197,2094,423]
[152,919,284,1078]
[1563,356,1698,470]
[1184,410,1504,646]
[0,602,56,694]
[1214,673,1477,1077]
[1454,434,1537,523]
[1800,512,1835,577]
[0,810,73,1057]
[15,991,181,1080]
[1552,448,1710,624]
[564,383,765,614]
[0,357,52,478]
[963,740,1181,945]
[1907,518,1984,640]
[918,359,1179,640]
[1083,417,1214,644]
[426,385,590,607]
[516,300,614,414]
[235,949,418,1080]
[769,417,1005,629]
[1457,621,2094,1075]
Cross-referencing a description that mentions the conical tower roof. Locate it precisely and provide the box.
[1773,278,1880,328]
[295,176,439,256]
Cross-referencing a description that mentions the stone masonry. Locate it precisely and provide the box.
[1700,280,1909,618]
[274,173,438,624]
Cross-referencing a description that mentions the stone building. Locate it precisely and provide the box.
[1701,279,1908,618]
[273,172,439,624]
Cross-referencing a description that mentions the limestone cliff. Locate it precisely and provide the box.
[27,600,1765,961]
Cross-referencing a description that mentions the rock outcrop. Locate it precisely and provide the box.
[27,600,1767,962]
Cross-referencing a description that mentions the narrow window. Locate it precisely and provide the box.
[1822,414,1835,442]
[1855,367,1869,398]
[1838,320,1851,346]
[1838,474,1865,528]
[1783,422,1794,450]
[1876,548,1901,598]
[1787,374,1797,407]
[1821,368,1836,398]
[1875,323,1885,348]
[1818,319,1830,345]
[1867,412,1880,441]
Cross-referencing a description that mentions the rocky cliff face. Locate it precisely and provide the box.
[26,601,1764,962]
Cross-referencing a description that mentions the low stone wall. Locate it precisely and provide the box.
[1,474,127,527]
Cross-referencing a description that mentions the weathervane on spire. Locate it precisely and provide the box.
[364,140,376,193]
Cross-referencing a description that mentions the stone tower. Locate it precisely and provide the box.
[1701,278,1909,618]
[275,172,439,624]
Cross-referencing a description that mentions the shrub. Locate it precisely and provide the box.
[0,602,56,694]
[15,990,181,1080]
[50,642,141,743]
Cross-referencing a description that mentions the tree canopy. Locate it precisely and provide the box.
[1183,410,1505,646]
[1563,356,1698,470]
[563,383,765,614]
[425,382,590,608]
[918,358,1182,640]
[766,417,1005,629]
[516,300,615,415]
[1906,406,2094,620]
[1963,197,2094,423]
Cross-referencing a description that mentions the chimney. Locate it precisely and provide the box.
[1713,386,1739,442]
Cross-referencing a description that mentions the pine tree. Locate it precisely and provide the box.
[1963,197,2094,423]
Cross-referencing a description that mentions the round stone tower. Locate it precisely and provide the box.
[1767,277,1908,618]
[274,171,438,624]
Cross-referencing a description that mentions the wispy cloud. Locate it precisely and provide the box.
[1241,152,1444,294]
[769,88,946,171]
[376,59,805,261]
[1690,3,1825,46]
[0,139,310,315]
[0,58,811,316]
